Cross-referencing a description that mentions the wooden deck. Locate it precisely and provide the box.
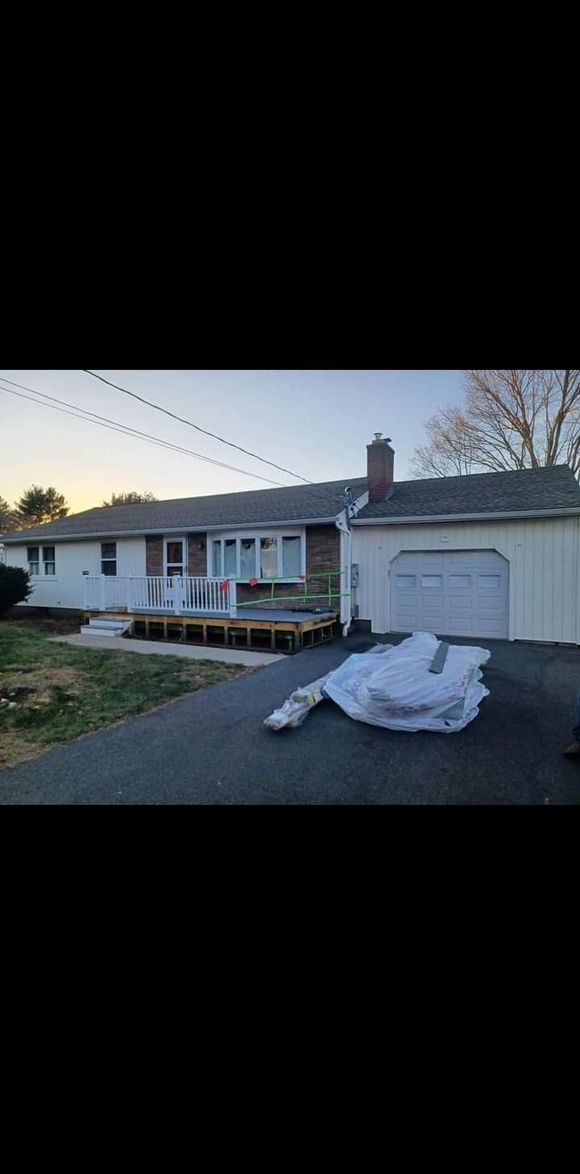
[83,608,340,653]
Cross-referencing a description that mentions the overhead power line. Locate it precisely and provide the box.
[0,380,287,487]
[82,369,313,484]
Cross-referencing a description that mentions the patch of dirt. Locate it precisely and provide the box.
[0,734,50,771]
[1,614,81,636]
[0,666,83,700]
[0,665,88,771]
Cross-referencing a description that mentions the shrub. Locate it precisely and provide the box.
[0,565,33,616]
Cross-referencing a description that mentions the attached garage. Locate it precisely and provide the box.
[390,549,509,639]
[351,436,580,645]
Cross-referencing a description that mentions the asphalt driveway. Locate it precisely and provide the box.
[1,633,580,804]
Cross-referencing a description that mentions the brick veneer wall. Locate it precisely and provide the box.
[187,533,207,575]
[145,536,163,575]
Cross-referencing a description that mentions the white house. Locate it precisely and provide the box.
[2,435,580,645]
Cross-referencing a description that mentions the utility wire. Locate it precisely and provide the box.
[82,369,313,484]
[0,381,287,487]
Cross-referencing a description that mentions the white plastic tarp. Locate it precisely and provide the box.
[323,632,490,733]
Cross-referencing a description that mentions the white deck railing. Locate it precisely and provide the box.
[83,575,235,616]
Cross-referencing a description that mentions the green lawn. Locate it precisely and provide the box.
[0,617,248,769]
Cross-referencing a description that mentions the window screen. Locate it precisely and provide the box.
[224,539,237,577]
[212,540,222,577]
[282,536,301,577]
[260,537,278,578]
[101,542,117,576]
[27,546,40,575]
[240,538,256,578]
[43,546,56,576]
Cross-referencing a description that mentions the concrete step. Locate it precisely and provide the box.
[88,618,129,630]
[80,622,132,637]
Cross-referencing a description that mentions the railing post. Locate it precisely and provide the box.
[230,580,237,618]
[173,576,182,616]
[99,574,106,611]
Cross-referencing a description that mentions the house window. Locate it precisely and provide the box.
[209,532,305,581]
[212,539,222,577]
[101,542,117,576]
[27,546,40,575]
[43,546,56,576]
[224,539,237,577]
[282,536,301,577]
[240,538,256,578]
[260,537,278,578]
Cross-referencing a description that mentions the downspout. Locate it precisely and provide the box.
[335,500,352,637]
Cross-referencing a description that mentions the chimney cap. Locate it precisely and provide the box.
[371,433,392,444]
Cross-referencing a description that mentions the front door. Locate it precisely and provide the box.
[164,537,187,609]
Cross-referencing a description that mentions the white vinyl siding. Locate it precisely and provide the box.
[352,516,580,644]
[5,537,147,609]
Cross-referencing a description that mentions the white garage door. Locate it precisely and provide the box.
[390,550,509,639]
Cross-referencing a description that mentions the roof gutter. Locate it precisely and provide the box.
[352,507,580,525]
[0,516,339,544]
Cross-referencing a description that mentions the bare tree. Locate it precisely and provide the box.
[411,406,482,478]
[411,370,580,478]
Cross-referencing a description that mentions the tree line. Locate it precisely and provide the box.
[0,488,158,532]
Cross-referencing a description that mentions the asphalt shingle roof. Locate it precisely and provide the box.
[356,464,580,519]
[0,477,368,542]
[2,465,579,544]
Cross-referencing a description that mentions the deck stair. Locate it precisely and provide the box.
[80,618,133,638]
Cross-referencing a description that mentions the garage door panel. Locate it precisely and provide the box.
[449,553,476,568]
[390,550,508,639]
[477,620,506,634]
[446,620,475,633]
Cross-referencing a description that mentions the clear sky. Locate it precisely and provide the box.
[0,370,465,513]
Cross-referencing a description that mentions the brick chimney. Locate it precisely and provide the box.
[367,433,394,503]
